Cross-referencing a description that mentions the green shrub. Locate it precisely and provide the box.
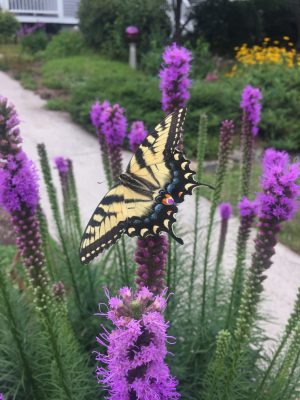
[20,30,48,54]
[42,55,300,159]
[0,10,19,42]
[78,0,171,60]
[45,30,85,59]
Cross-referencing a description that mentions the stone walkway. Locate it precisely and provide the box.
[1,71,299,345]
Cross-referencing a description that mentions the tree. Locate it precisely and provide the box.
[0,10,19,42]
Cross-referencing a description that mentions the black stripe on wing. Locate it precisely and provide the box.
[165,107,187,154]
[79,187,127,264]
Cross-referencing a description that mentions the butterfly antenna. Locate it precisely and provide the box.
[198,182,215,190]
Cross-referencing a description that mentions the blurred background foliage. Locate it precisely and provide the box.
[1,0,300,157]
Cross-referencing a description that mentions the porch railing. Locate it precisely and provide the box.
[8,0,59,15]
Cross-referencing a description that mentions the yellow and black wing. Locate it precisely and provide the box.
[80,108,200,264]
[79,183,154,264]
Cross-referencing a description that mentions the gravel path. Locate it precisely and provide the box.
[1,71,299,346]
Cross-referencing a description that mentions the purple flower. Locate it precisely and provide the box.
[0,151,39,214]
[96,287,180,400]
[0,96,22,157]
[53,156,69,175]
[135,235,169,295]
[159,43,192,113]
[90,100,110,134]
[219,202,232,220]
[240,85,262,136]
[258,149,300,221]
[0,393,4,400]
[91,101,127,146]
[91,100,127,181]
[126,26,139,35]
[238,197,259,218]
[0,98,48,293]
[129,121,147,152]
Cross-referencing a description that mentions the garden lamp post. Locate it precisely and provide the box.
[125,26,139,70]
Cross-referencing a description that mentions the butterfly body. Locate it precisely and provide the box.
[80,108,200,264]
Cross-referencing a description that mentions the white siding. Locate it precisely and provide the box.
[63,0,80,18]
[0,0,79,24]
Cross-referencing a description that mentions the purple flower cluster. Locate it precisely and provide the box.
[0,96,22,157]
[0,98,48,295]
[160,43,192,114]
[240,85,262,136]
[0,393,4,400]
[129,121,147,152]
[125,26,140,42]
[90,100,127,146]
[90,100,127,181]
[17,23,45,37]
[0,152,39,214]
[126,26,139,35]
[258,149,300,221]
[219,202,232,220]
[135,235,169,295]
[96,287,180,400]
[249,149,299,283]
[238,197,259,218]
[54,156,69,176]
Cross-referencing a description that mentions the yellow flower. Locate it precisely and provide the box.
[273,40,279,45]
[283,36,290,40]
[263,37,270,42]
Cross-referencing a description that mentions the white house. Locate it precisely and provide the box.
[0,0,80,25]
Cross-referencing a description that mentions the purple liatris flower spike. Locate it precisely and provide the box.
[96,287,180,400]
[219,202,232,220]
[240,85,262,198]
[129,121,147,152]
[0,98,49,301]
[252,149,300,288]
[240,85,262,137]
[90,100,127,182]
[160,43,192,114]
[54,156,69,176]
[233,152,299,342]
[238,197,259,218]
[90,100,112,186]
[135,235,169,295]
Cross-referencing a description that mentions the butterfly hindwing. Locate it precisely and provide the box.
[125,150,200,244]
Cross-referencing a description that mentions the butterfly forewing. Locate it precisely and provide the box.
[127,108,186,174]
[80,184,126,264]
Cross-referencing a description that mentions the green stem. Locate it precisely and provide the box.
[43,310,73,399]
[189,114,207,309]
[281,345,300,399]
[38,144,83,313]
[0,269,37,399]
[167,237,172,291]
[255,334,288,398]
[121,236,130,286]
